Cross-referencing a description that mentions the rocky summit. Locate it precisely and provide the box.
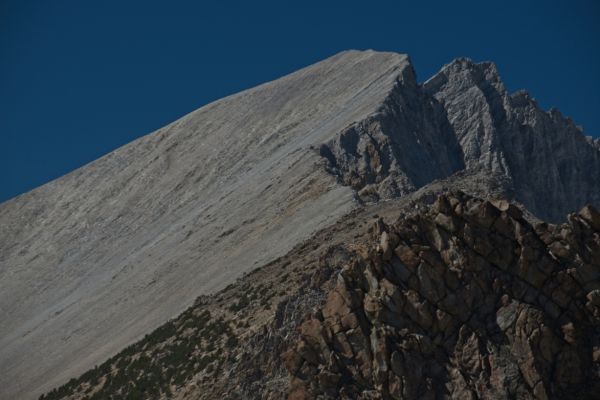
[0,50,599,400]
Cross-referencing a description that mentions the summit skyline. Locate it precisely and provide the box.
[1,0,599,203]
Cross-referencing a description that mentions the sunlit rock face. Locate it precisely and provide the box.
[424,58,600,222]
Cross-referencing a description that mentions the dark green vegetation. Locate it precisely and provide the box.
[39,307,236,400]
[38,260,291,400]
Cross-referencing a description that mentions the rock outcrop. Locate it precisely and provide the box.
[285,193,600,399]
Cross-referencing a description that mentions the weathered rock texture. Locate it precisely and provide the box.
[285,193,600,399]
[424,59,600,222]
[1,50,599,399]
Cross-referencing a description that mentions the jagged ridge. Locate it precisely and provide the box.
[319,56,600,222]
[423,58,600,222]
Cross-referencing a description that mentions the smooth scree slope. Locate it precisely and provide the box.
[0,51,412,399]
[1,50,599,399]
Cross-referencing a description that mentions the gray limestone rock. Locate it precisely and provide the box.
[423,58,600,222]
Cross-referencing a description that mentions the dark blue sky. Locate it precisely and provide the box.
[1,0,599,203]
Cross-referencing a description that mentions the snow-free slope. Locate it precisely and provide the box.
[0,50,412,399]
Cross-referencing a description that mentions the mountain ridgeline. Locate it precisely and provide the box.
[0,50,598,400]
[320,56,600,222]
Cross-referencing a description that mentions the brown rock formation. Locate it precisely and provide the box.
[285,192,600,399]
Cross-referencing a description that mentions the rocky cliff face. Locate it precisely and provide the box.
[424,59,600,222]
[285,193,600,399]
[317,56,600,222]
[319,64,465,201]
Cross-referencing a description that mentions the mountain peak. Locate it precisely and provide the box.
[424,57,505,97]
[0,48,414,400]
[2,50,599,400]
[422,57,600,222]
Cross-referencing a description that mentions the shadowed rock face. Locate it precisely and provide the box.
[318,64,465,201]
[1,50,599,399]
[285,193,600,399]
